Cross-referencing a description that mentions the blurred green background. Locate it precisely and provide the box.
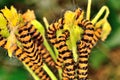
[0,0,120,80]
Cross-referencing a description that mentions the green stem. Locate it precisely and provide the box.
[92,6,109,24]
[58,69,62,80]
[53,47,58,59]
[23,63,40,80]
[86,0,92,20]
[70,30,78,62]
[43,36,56,61]
[43,17,49,29]
[43,63,58,80]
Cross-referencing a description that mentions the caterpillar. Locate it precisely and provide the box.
[47,18,64,46]
[22,11,55,66]
[27,24,55,66]
[0,35,51,79]
[47,19,75,79]
[77,19,102,80]
[16,22,43,67]
[10,44,51,80]
[47,18,64,68]
[37,43,55,66]
[54,30,71,69]
[0,34,51,80]
[59,30,75,80]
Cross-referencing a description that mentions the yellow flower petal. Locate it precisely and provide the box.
[101,20,111,41]
[1,6,21,29]
[64,10,75,25]
[0,13,9,37]
[6,32,17,57]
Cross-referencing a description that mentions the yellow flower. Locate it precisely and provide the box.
[1,6,22,29]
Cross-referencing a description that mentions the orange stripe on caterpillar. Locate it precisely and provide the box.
[0,35,7,49]
[37,43,55,67]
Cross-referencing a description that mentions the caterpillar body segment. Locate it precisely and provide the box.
[22,10,44,44]
[47,18,64,45]
[22,18,55,67]
[17,22,35,53]
[47,18,65,67]
[60,31,75,80]
[77,19,94,80]
[26,22,55,67]
[54,30,71,69]
[16,22,43,67]
[10,44,51,80]
[47,17,76,79]
[56,30,75,80]
[27,23,44,44]
[62,54,75,80]
[0,35,7,49]
[36,43,55,66]
[77,19,102,80]
[47,18,65,68]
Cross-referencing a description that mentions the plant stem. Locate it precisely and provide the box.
[58,69,62,80]
[43,36,56,61]
[43,63,58,80]
[23,63,40,80]
[92,6,109,24]
[70,30,78,62]
[86,0,92,20]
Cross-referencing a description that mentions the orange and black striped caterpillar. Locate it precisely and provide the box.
[22,12,55,67]
[15,15,55,79]
[17,21,55,67]
[10,43,50,80]
[17,22,42,66]
[47,19,75,80]
[0,34,50,80]
[59,30,75,80]
[47,18,64,69]
[75,9,102,80]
